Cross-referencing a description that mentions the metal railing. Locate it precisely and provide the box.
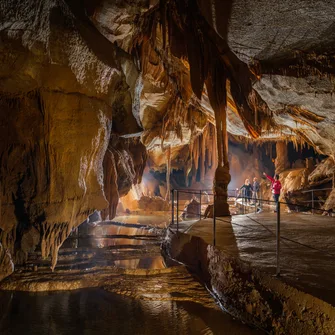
[301,188,333,215]
[170,188,334,277]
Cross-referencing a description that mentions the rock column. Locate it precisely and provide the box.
[213,105,231,217]
[275,141,289,175]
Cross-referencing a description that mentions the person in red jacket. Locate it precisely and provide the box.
[263,172,282,212]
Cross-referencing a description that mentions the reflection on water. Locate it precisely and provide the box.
[111,215,170,228]
[0,289,261,335]
[60,215,169,271]
[114,256,166,269]
[2,215,263,334]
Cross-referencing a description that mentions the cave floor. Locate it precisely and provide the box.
[176,212,335,306]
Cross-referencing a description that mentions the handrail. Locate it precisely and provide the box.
[171,187,334,277]
[301,188,333,193]
[172,188,334,214]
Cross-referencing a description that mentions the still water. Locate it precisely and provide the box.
[0,215,262,335]
[0,289,261,335]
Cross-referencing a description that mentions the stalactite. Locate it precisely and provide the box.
[165,145,171,201]
[193,135,200,171]
[40,221,73,271]
[102,147,120,220]
[200,124,208,182]
[211,124,218,171]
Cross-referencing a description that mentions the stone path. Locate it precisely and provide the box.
[173,212,335,306]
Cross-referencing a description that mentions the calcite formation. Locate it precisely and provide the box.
[0,0,146,273]
[0,0,335,277]
[0,242,14,281]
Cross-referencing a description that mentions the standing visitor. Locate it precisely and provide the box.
[240,179,253,204]
[263,172,282,212]
[251,177,260,206]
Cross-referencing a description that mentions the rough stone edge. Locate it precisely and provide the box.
[162,230,335,334]
[0,242,14,282]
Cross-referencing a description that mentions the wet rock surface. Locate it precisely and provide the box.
[164,228,335,334]
[0,215,262,334]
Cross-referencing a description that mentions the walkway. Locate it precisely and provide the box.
[176,212,335,306]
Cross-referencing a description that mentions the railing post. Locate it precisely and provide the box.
[171,189,174,225]
[199,190,202,220]
[176,190,179,232]
[312,190,314,215]
[213,194,216,246]
[276,201,281,276]
[243,193,246,214]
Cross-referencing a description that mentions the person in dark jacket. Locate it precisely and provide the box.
[251,177,260,206]
[263,172,282,212]
[240,179,253,204]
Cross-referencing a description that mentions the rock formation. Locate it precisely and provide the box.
[0,0,146,273]
[1,0,335,277]
[275,141,289,175]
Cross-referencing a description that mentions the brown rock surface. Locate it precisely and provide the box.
[163,230,335,334]
[1,0,335,280]
[137,195,169,212]
[0,0,145,274]
[0,242,14,281]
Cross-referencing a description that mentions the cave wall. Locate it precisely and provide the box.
[102,135,147,220]
[0,0,145,274]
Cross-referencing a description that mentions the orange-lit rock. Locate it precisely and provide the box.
[138,196,169,212]
[1,0,335,280]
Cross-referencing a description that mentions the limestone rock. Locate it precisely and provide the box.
[0,0,145,271]
[182,199,201,218]
[1,0,335,275]
[102,135,147,220]
[0,243,14,281]
[137,196,169,212]
[309,157,335,184]
[323,189,335,213]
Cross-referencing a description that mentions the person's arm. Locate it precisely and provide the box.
[263,172,274,183]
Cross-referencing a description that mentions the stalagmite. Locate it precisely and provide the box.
[213,110,231,216]
[206,69,231,216]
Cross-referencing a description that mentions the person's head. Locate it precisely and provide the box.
[275,174,280,180]
[245,178,250,185]
[253,177,258,182]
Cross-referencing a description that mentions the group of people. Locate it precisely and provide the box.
[238,173,282,211]
[238,177,260,205]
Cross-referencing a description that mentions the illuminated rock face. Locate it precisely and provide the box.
[0,0,145,273]
[0,0,335,278]
[275,142,289,175]
[102,135,147,220]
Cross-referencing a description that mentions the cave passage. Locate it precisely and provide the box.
[1,0,335,334]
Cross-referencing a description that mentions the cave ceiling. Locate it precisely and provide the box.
[87,0,335,158]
